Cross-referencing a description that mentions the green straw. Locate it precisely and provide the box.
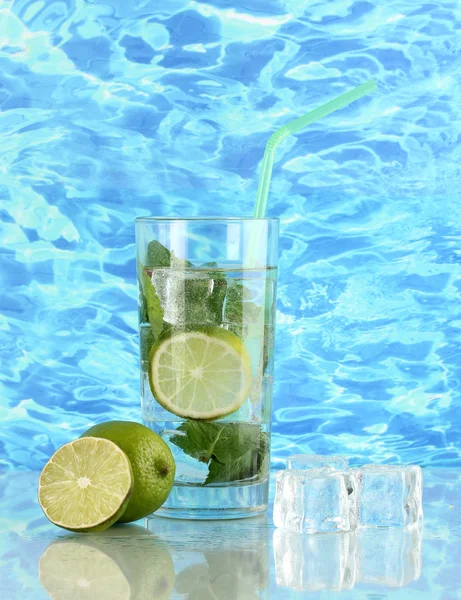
[253,79,377,219]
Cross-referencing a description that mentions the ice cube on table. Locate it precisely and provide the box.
[287,454,348,472]
[273,468,358,534]
[273,529,357,592]
[356,465,423,528]
[358,525,422,587]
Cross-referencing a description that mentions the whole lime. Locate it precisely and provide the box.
[82,421,175,522]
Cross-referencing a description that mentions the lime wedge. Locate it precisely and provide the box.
[148,327,252,420]
[38,438,133,532]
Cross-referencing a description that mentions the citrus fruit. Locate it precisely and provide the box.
[81,421,175,522]
[38,437,133,532]
[39,526,175,600]
[148,326,252,420]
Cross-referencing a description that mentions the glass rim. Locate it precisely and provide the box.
[135,216,279,223]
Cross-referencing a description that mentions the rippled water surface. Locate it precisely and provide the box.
[1,1,461,469]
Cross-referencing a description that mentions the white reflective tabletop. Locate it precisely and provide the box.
[1,469,460,599]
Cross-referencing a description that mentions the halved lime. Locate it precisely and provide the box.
[81,421,175,522]
[38,437,133,532]
[148,327,252,420]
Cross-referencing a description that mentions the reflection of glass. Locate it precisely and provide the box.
[147,514,269,599]
[273,524,423,592]
[358,525,423,587]
[273,530,357,592]
[38,525,174,600]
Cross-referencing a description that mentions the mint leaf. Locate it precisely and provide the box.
[224,281,261,324]
[138,283,148,324]
[205,450,260,485]
[171,251,193,270]
[146,240,171,268]
[258,431,271,477]
[209,423,262,464]
[262,323,274,374]
[141,266,164,337]
[204,427,270,485]
[140,326,156,366]
[146,240,194,269]
[170,421,225,463]
[171,421,270,485]
[137,256,148,324]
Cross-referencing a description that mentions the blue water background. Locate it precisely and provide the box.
[1,0,460,470]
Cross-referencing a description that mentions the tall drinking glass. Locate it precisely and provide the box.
[135,217,279,519]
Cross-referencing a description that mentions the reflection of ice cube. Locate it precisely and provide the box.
[358,525,422,587]
[357,465,423,528]
[273,469,357,534]
[287,454,348,472]
[273,529,357,591]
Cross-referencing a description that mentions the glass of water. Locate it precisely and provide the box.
[135,217,279,519]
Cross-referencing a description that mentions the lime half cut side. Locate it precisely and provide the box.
[38,437,133,532]
[148,327,253,420]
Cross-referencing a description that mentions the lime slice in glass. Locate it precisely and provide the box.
[38,437,133,532]
[148,327,252,420]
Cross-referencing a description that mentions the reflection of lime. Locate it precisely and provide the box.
[39,540,130,599]
[148,327,252,420]
[39,526,174,600]
[82,421,175,522]
[38,438,133,532]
